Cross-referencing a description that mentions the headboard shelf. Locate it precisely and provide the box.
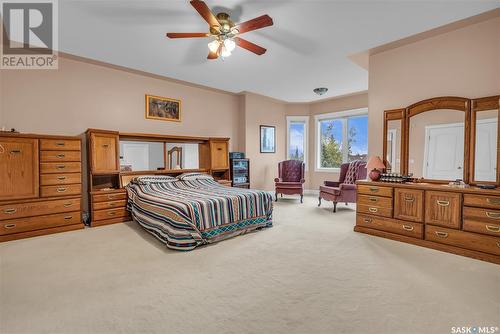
[86,128,231,227]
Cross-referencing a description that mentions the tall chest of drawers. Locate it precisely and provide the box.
[0,133,83,241]
[355,181,500,264]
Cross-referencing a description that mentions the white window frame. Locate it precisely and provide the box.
[286,116,309,170]
[315,108,368,172]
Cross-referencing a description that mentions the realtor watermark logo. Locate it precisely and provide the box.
[451,326,499,334]
[1,0,58,69]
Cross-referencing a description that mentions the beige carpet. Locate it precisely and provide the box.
[1,194,499,334]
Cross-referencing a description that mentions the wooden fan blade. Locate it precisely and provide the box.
[166,33,210,38]
[190,0,220,27]
[236,37,266,55]
[207,43,223,60]
[236,15,273,34]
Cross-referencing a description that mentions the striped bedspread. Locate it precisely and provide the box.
[126,178,273,250]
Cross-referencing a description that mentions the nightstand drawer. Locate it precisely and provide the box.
[93,208,128,221]
[92,192,127,202]
[93,200,127,210]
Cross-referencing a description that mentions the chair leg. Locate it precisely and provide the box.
[333,202,337,213]
[300,195,303,203]
[281,194,283,198]
[318,197,322,207]
[275,192,278,202]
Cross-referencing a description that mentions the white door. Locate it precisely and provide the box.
[424,124,464,180]
[474,119,498,181]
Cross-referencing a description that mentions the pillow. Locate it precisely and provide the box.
[132,175,176,185]
[177,172,214,181]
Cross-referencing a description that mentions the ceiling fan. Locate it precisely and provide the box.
[166,0,273,60]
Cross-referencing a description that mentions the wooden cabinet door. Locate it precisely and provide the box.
[210,140,229,170]
[90,133,119,173]
[0,137,39,200]
[425,191,462,229]
[394,188,424,222]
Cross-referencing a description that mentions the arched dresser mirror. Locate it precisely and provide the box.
[405,97,470,183]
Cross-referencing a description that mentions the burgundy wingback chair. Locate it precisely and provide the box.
[318,161,367,212]
[274,160,306,203]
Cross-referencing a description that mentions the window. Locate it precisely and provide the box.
[286,116,308,167]
[316,108,368,171]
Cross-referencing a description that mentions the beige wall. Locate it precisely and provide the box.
[369,16,500,159]
[242,93,287,190]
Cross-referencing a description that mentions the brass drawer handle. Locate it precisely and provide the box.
[486,212,500,219]
[63,202,73,207]
[404,196,415,202]
[363,218,372,223]
[369,197,378,202]
[485,225,500,232]
[56,154,66,158]
[56,187,67,193]
[57,176,67,180]
[369,187,379,192]
[108,195,116,200]
[435,231,448,238]
[486,198,500,205]
[108,202,117,207]
[55,142,66,147]
[108,211,116,216]
[436,200,450,207]
[4,224,16,229]
[3,208,17,214]
[56,165,66,169]
[368,207,378,213]
[102,144,110,148]
[10,149,21,154]
[497,242,500,248]
[402,225,414,231]
[64,216,73,220]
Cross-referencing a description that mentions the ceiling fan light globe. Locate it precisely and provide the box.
[221,46,232,58]
[208,40,220,53]
[224,39,236,52]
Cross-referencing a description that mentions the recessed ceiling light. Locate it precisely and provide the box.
[313,87,328,96]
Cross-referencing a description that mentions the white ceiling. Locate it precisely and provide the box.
[59,0,500,102]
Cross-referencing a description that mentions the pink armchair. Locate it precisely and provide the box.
[274,160,305,203]
[318,161,367,212]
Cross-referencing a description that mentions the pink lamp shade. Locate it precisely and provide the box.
[366,156,385,181]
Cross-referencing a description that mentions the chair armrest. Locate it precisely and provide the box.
[324,181,340,187]
[274,178,282,183]
[340,183,357,191]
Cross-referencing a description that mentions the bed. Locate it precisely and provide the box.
[125,174,273,250]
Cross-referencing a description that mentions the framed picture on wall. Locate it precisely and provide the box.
[260,125,276,153]
[145,94,182,122]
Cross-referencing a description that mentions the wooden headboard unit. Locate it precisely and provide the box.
[86,128,231,227]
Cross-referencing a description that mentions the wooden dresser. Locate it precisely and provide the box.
[355,181,500,264]
[0,133,84,241]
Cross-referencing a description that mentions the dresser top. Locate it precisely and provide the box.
[356,180,500,196]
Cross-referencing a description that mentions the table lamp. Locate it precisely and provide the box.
[366,156,385,181]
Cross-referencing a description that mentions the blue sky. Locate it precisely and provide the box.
[289,123,305,155]
[320,116,368,154]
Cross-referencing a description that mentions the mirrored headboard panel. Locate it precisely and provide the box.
[119,140,200,172]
